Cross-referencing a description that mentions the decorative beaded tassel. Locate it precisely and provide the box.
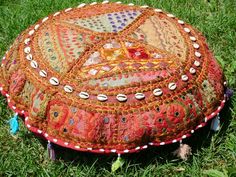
[8,113,19,135]
[47,141,56,160]
[173,141,192,160]
[210,113,220,131]
[111,154,124,172]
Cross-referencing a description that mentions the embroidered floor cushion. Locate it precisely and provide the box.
[0,1,226,155]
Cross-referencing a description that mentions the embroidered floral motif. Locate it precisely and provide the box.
[47,101,69,129]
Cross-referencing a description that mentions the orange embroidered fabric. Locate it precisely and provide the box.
[0,2,226,154]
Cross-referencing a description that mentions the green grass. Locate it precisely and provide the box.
[0,0,236,176]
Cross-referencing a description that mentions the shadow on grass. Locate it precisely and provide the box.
[30,99,234,170]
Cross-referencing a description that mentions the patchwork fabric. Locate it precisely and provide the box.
[130,15,187,61]
[0,2,226,154]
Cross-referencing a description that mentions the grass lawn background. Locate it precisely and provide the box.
[0,0,235,176]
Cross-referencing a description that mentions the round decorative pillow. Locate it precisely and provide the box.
[0,1,227,155]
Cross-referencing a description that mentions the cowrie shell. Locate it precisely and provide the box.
[42,17,49,23]
[168,83,177,90]
[77,3,86,8]
[116,94,128,102]
[193,43,200,49]
[90,2,97,5]
[167,14,175,18]
[53,12,60,16]
[39,70,47,77]
[34,24,40,30]
[190,67,196,74]
[30,60,38,68]
[135,93,145,100]
[29,30,35,36]
[154,9,162,12]
[141,5,149,8]
[26,54,33,61]
[181,75,189,81]
[24,47,31,54]
[97,94,108,102]
[190,36,197,41]
[194,60,200,67]
[79,91,89,99]
[64,85,73,93]
[102,0,109,4]
[65,8,72,12]
[178,20,184,24]
[49,77,59,86]
[153,88,163,96]
[24,38,30,45]
[195,51,201,58]
[184,27,191,33]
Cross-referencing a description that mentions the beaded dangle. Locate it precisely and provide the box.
[47,141,56,160]
[112,154,124,172]
[8,113,19,135]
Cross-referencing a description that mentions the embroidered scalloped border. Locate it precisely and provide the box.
[0,83,226,154]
